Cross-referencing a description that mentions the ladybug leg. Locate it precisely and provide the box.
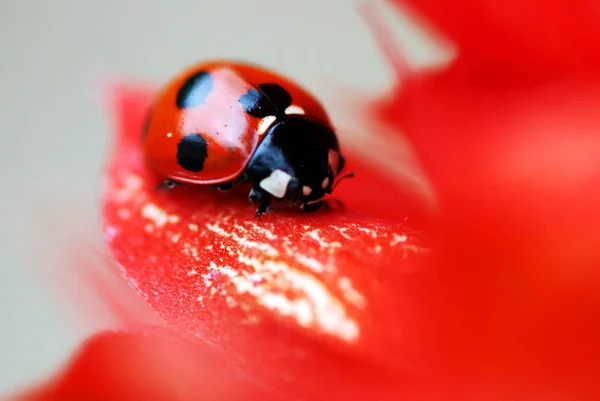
[300,200,324,213]
[213,182,233,192]
[255,199,271,218]
[323,198,345,209]
[249,184,271,218]
[156,179,179,190]
[300,197,345,213]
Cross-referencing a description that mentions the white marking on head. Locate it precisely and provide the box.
[285,105,305,115]
[167,132,173,138]
[328,149,340,174]
[257,115,277,136]
[302,186,312,196]
[322,177,330,189]
[259,169,293,199]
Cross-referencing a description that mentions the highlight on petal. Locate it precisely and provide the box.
[100,81,434,400]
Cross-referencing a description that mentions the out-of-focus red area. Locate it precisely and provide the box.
[368,0,600,399]
[11,331,279,401]
[399,0,600,81]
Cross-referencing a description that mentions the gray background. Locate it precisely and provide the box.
[0,0,438,394]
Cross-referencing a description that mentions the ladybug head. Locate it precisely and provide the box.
[242,115,348,211]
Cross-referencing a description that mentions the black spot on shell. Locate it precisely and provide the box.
[176,71,213,109]
[238,83,292,118]
[239,89,274,118]
[258,83,292,110]
[177,133,209,172]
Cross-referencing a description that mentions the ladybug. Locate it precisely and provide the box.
[143,60,353,217]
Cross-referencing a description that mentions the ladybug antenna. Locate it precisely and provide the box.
[331,172,355,192]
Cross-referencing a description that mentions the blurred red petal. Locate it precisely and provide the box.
[363,2,600,399]
[100,81,434,400]
[397,0,600,79]
[11,330,278,401]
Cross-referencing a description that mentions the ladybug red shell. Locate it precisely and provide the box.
[143,60,352,216]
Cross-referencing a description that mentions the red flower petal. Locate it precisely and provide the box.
[11,330,280,401]
[100,80,433,400]
[362,2,600,399]
[398,0,600,78]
